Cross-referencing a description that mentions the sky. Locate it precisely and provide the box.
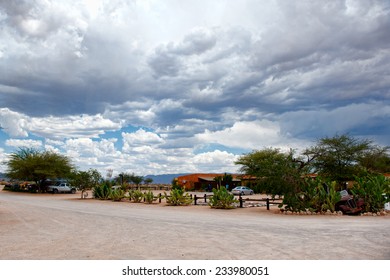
[0,0,389,177]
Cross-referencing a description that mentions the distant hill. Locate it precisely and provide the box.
[144,174,188,184]
[0,172,186,184]
[0,173,9,181]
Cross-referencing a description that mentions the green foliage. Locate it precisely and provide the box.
[351,175,390,213]
[110,188,125,201]
[130,174,144,190]
[359,146,390,174]
[144,190,157,204]
[236,134,390,204]
[129,189,144,203]
[143,178,153,185]
[93,182,112,200]
[235,148,304,197]
[171,178,181,190]
[282,178,341,213]
[320,182,341,212]
[5,148,73,191]
[164,187,193,206]
[208,187,238,209]
[115,172,144,189]
[213,173,233,189]
[69,168,102,199]
[303,134,373,182]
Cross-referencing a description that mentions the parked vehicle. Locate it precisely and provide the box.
[335,190,364,215]
[47,182,76,194]
[232,186,254,195]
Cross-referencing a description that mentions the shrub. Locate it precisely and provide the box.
[352,175,390,213]
[93,183,111,200]
[110,188,125,202]
[144,190,157,204]
[129,189,144,203]
[171,178,182,190]
[164,187,192,206]
[281,178,340,213]
[208,187,238,209]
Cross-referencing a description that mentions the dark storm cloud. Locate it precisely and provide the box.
[1,0,389,146]
[148,50,181,77]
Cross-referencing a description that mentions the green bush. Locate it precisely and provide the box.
[110,188,125,201]
[208,187,238,209]
[281,178,340,213]
[164,187,192,206]
[93,183,111,200]
[171,178,182,191]
[144,190,157,204]
[352,175,390,213]
[129,189,144,203]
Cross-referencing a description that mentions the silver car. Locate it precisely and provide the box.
[231,186,254,195]
[47,182,76,194]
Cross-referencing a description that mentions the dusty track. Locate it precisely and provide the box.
[0,190,389,260]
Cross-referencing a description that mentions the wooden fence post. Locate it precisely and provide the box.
[204,194,207,203]
[266,198,270,210]
[194,194,197,205]
[239,194,243,208]
[158,193,161,203]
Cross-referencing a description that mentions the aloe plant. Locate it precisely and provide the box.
[144,190,157,204]
[208,187,238,209]
[352,175,390,213]
[164,187,192,206]
[320,181,341,212]
[110,188,125,201]
[282,178,340,213]
[129,189,144,203]
[93,183,111,200]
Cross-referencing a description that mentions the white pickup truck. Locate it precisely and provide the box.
[47,182,76,194]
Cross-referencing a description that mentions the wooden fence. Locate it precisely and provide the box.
[128,185,171,191]
[135,191,282,210]
[236,195,283,210]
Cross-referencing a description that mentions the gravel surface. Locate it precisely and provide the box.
[0,189,389,260]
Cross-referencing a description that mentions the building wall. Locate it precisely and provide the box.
[177,173,242,190]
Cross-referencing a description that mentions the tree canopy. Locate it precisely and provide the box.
[213,173,233,189]
[5,148,73,191]
[235,148,304,197]
[235,134,390,196]
[69,168,102,198]
[303,134,388,181]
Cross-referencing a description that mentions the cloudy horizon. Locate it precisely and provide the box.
[1,0,389,177]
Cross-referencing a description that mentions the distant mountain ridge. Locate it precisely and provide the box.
[0,172,185,184]
[144,173,188,184]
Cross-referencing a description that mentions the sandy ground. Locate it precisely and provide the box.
[0,188,389,260]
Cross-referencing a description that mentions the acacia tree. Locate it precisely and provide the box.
[358,145,390,174]
[115,172,144,190]
[70,168,102,199]
[6,148,73,192]
[303,134,375,182]
[235,148,304,197]
[130,174,144,190]
[143,177,153,185]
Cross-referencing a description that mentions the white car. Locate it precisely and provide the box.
[231,186,254,195]
[47,182,76,194]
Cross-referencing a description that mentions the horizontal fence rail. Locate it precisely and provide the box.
[191,194,213,205]
[132,191,282,210]
[236,195,283,210]
[128,185,171,191]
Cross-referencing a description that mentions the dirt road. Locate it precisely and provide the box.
[0,190,389,260]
